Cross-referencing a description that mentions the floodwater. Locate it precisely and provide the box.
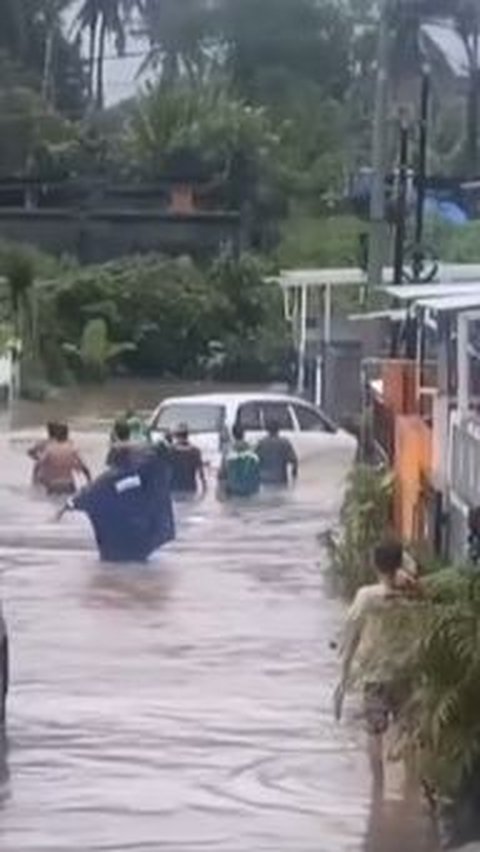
[0,383,438,851]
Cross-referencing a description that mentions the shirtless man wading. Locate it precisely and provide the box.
[36,422,91,496]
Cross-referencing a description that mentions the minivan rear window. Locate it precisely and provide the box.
[152,403,225,435]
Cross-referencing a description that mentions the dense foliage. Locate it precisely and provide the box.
[389,569,480,799]
[0,1,479,208]
[30,252,292,384]
[325,464,395,598]
[330,461,480,839]
[362,567,480,846]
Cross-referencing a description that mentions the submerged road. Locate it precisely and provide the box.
[0,403,438,851]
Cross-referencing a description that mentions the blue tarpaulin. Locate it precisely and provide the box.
[69,449,175,562]
[425,196,469,225]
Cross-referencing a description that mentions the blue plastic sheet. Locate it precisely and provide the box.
[70,449,175,562]
[425,196,469,225]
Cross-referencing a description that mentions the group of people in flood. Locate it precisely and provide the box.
[17,408,428,811]
[26,413,299,560]
[219,420,298,498]
[0,410,300,730]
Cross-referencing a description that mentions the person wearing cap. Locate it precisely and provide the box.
[170,423,206,497]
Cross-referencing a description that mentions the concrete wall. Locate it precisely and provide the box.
[323,341,363,422]
[0,209,242,263]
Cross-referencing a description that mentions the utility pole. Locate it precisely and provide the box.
[412,66,430,282]
[367,0,390,290]
[393,116,409,287]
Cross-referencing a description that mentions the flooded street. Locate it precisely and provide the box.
[0,384,438,851]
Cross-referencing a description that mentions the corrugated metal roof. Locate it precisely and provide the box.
[386,283,480,301]
[278,264,480,290]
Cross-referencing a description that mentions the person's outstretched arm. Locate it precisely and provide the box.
[28,441,43,461]
[74,452,92,483]
[56,495,76,522]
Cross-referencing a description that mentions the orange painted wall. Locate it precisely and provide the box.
[382,360,417,415]
[394,415,432,542]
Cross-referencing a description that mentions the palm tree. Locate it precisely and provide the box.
[75,0,100,102]
[76,0,139,109]
[138,0,213,85]
[39,0,70,104]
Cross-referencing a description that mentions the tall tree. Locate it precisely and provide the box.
[138,0,215,85]
[0,1,87,118]
[76,0,139,109]
[75,0,100,102]
[219,0,351,104]
[39,0,71,104]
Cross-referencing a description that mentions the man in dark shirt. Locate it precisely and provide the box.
[171,424,207,496]
[255,419,298,486]
[106,419,145,469]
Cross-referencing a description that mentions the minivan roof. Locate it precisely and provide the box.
[156,392,304,407]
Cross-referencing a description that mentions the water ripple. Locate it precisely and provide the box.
[0,423,437,852]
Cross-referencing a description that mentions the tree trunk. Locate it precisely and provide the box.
[42,26,55,105]
[163,52,179,87]
[96,15,108,111]
[87,17,98,105]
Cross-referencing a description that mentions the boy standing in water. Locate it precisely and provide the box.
[334,539,416,790]
[36,422,91,496]
[28,421,58,485]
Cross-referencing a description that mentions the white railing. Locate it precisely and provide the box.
[449,413,480,507]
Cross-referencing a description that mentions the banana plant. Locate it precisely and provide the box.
[62,317,135,381]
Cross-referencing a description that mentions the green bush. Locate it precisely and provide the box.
[326,463,395,599]
[38,251,291,383]
[428,220,480,264]
[379,568,480,803]
[275,214,364,268]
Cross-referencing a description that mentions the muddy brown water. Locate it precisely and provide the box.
[0,382,438,851]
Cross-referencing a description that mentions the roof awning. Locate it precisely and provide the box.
[349,309,407,322]
[385,282,480,301]
[415,293,480,313]
[279,268,366,288]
